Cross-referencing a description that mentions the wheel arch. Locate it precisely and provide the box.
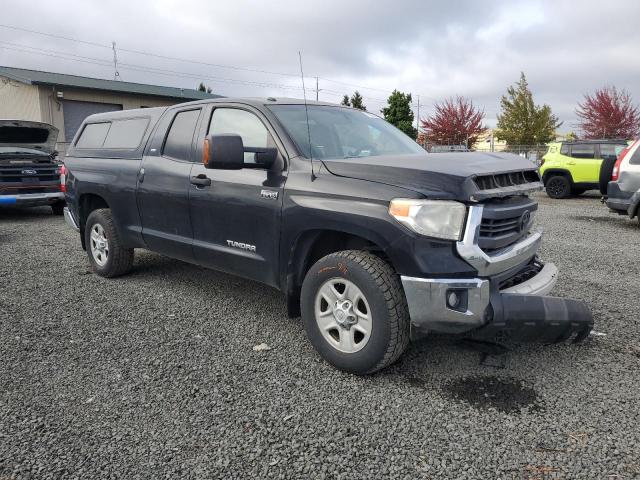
[542,169,574,185]
[284,229,392,318]
[78,193,110,250]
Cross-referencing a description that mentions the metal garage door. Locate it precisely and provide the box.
[62,100,122,142]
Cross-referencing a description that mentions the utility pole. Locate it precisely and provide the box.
[315,77,321,101]
[112,41,120,81]
[416,94,420,137]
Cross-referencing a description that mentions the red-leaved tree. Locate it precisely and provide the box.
[421,96,487,147]
[576,86,640,139]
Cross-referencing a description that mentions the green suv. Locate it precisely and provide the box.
[540,140,629,198]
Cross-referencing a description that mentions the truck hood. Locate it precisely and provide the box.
[322,152,543,201]
[0,120,59,155]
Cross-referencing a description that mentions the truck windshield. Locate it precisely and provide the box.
[268,105,424,160]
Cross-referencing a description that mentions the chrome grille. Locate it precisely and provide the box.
[478,197,537,251]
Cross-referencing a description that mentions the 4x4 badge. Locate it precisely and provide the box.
[261,189,278,200]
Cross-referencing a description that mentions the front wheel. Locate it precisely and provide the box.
[300,250,410,374]
[85,209,134,278]
[545,175,571,199]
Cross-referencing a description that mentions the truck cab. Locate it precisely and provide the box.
[63,98,593,374]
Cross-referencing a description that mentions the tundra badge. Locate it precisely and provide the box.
[226,240,257,252]
[260,189,278,200]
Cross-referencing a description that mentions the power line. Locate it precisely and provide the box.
[0,42,307,92]
[0,23,438,102]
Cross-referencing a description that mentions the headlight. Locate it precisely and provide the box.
[388,199,467,240]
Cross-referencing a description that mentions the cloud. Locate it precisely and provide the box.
[1,0,639,130]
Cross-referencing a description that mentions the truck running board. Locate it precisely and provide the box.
[471,294,594,344]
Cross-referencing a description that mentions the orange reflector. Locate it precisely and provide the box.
[389,201,411,217]
[203,138,211,166]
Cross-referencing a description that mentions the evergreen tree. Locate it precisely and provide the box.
[496,72,561,145]
[350,91,366,111]
[382,90,417,138]
[341,95,351,107]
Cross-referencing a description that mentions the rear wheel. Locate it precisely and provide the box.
[51,201,65,216]
[545,175,571,199]
[300,250,410,374]
[85,209,134,278]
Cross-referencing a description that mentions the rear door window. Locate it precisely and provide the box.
[76,123,111,148]
[570,144,595,159]
[102,118,150,149]
[162,109,201,161]
[629,143,640,165]
[599,143,628,160]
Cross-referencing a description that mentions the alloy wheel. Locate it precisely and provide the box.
[314,278,372,353]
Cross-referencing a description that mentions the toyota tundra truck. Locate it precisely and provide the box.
[62,99,593,374]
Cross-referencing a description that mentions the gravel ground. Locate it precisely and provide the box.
[1,192,639,479]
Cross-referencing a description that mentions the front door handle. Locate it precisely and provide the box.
[190,174,212,187]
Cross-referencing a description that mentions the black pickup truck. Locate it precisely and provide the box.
[0,120,65,214]
[63,99,593,374]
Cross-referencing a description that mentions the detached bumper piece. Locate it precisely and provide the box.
[401,261,593,344]
[472,294,593,344]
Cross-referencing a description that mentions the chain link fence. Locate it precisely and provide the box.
[420,142,549,167]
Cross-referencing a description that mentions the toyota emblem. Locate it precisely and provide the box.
[519,210,531,233]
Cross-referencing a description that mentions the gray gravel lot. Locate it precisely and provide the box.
[1,192,639,479]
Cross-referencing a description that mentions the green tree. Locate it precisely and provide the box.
[496,72,561,145]
[197,82,212,94]
[350,91,366,111]
[341,94,351,106]
[382,90,417,138]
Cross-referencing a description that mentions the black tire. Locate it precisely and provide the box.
[85,209,134,278]
[300,250,410,374]
[51,201,65,216]
[599,157,617,194]
[545,175,571,199]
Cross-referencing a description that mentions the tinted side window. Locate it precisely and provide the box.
[102,118,150,149]
[163,109,201,161]
[560,144,569,155]
[209,108,273,163]
[76,122,111,148]
[570,144,595,159]
[630,145,640,165]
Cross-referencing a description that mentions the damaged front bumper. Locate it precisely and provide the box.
[401,262,592,343]
[401,205,593,343]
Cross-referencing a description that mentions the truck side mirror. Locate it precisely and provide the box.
[203,134,244,170]
[249,147,278,168]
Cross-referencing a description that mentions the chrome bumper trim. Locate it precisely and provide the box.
[500,262,558,296]
[0,192,64,203]
[401,262,559,334]
[456,205,542,276]
[63,207,80,232]
[401,276,490,333]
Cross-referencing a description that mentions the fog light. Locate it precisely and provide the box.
[447,291,460,309]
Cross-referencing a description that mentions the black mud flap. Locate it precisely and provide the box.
[472,294,593,344]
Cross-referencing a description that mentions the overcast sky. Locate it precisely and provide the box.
[1,0,639,131]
